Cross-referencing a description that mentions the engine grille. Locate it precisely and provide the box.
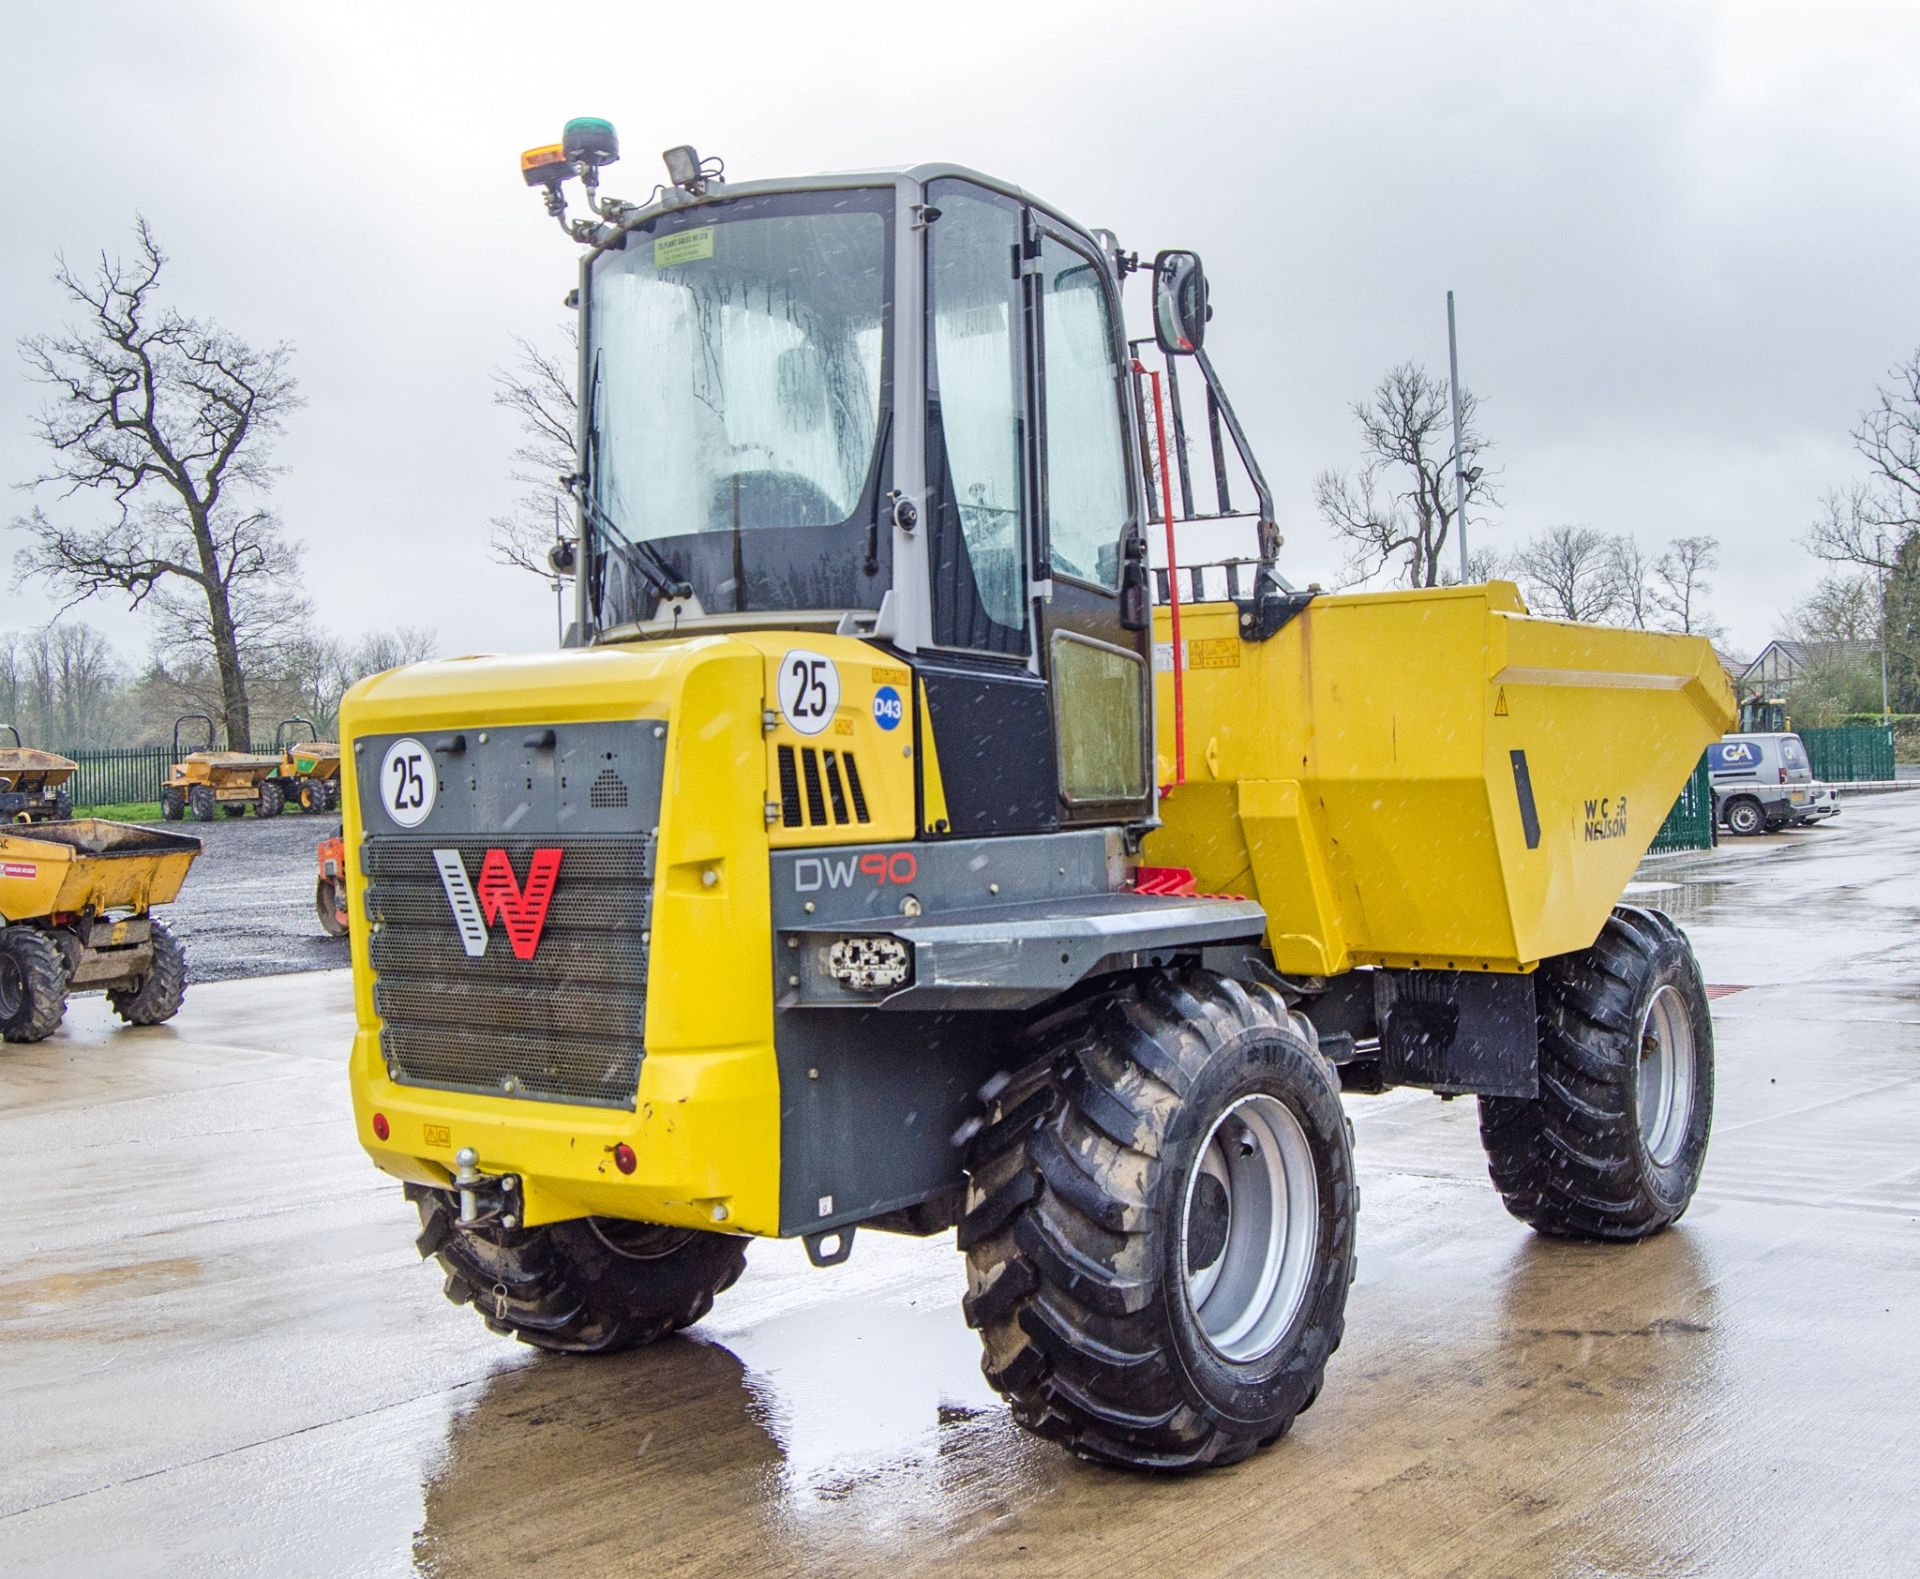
[776,744,872,830]
[363,834,653,1109]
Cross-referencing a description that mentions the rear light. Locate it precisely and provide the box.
[372,1112,390,1141]
[1779,767,1788,783]
[613,1142,637,1174]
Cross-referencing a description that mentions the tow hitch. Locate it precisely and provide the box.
[450,1147,520,1230]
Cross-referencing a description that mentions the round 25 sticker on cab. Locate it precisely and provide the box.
[778,650,840,736]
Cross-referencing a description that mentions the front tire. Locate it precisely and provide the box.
[316,878,349,937]
[408,1188,748,1353]
[258,780,284,818]
[1479,906,1713,1240]
[959,970,1356,1470]
[0,926,69,1043]
[108,920,188,1026]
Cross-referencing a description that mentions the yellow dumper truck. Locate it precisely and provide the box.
[339,129,1734,1470]
[0,820,196,1041]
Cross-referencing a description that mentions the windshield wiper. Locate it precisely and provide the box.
[568,478,694,605]
[574,350,694,606]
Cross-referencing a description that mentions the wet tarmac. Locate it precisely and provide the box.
[3,800,1917,1577]
[136,808,349,982]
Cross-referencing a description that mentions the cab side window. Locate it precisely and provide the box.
[926,180,1027,653]
[1039,235,1129,589]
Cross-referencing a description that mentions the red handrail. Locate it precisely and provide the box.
[1146,366,1185,786]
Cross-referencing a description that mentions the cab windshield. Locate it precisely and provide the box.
[585,188,893,628]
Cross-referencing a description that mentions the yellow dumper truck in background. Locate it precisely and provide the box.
[340,128,1735,1471]
[0,819,196,1041]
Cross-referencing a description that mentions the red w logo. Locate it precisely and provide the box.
[434,847,563,961]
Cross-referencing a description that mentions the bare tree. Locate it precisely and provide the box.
[1314,362,1497,587]
[12,220,304,747]
[1607,536,1655,628]
[1790,571,1880,645]
[279,624,439,737]
[491,325,577,577]
[0,622,134,748]
[1781,571,1883,721]
[1809,348,1920,567]
[1511,526,1623,623]
[1441,546,1506,586]
[1650,535,1724,640]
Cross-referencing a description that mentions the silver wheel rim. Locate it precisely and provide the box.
[1635,983,1696,1167]
[1181,1094,1319,1363]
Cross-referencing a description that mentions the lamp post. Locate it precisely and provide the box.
[1878,529,1892,722]
[1447,291,1469,583]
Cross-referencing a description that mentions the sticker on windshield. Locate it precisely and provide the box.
[380,737,437,828]
[654,227,714,268]
[778,650,840,737]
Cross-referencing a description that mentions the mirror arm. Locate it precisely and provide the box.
[1191,345,1277,558]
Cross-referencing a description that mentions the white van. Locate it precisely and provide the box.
[1708,733,1839,835]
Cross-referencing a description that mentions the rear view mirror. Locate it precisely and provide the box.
[1153,250,1210,355]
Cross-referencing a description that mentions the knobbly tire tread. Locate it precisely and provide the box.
[108,919,188,1026]
[189,785,216,823]
[1478,905,1713,1241]
[408,1189,748,1354]
[959,968,1356,1471]
[0,925,69,1043]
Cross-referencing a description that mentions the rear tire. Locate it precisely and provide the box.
[1724,797,1764,836]
[189,785,216,823]
[0,926,69,1043]
[959,969,1356,1470]
[408,1189,749,1353]
[108,920,188,1026]
[1479,906,1713,1241]
[161,786,186,821]
[52,789,72,821]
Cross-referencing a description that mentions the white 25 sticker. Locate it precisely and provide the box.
[380,737,436,827]
[778,650,840,737]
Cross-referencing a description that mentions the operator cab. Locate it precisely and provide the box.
[530,129,1287,839]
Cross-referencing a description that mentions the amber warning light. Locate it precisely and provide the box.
[521,144,569,188]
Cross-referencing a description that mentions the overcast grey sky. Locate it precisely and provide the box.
[5,0,1918,662]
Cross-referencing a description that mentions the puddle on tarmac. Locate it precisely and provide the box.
[412,1286,1046,1577]
[1624,876,1730,925]
[0,1256,204,1319]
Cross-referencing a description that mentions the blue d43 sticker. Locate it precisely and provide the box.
[872,685,903,731]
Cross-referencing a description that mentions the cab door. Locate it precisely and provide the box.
[1028,222,1154,826]
[918,177,1057,836]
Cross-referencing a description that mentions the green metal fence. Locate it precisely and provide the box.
[43,740,285,809]
[1799,724,1895,782]
[1649,754,1716,854]
[56,747,172,807]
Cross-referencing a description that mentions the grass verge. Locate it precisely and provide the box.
[73,801,165,823]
